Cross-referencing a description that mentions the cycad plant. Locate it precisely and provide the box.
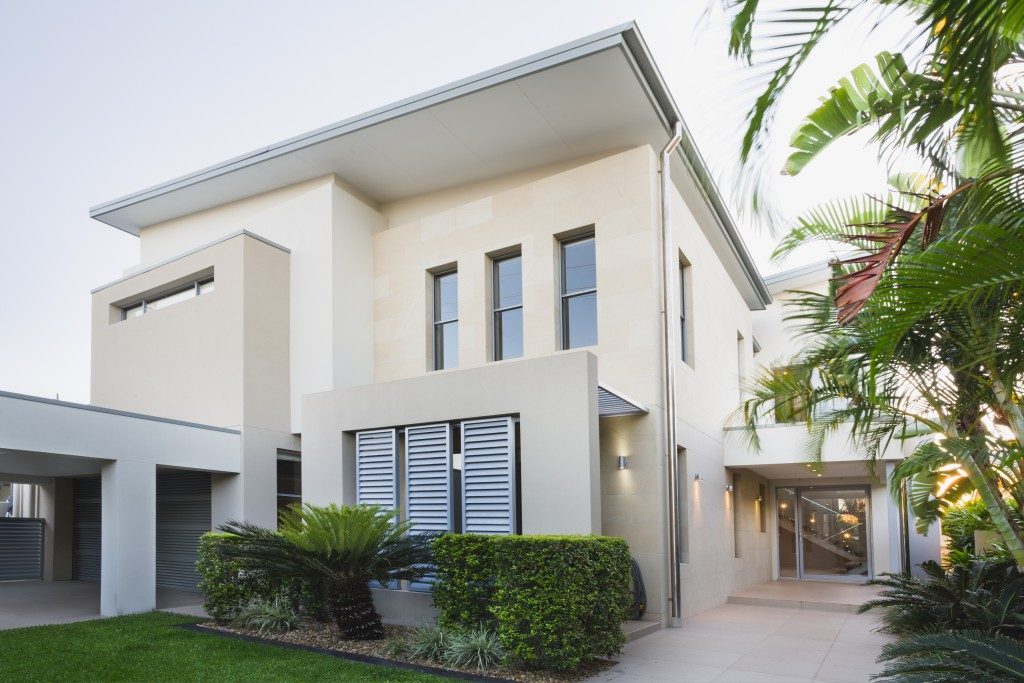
[219,504,435,640]
[860,557,1024,637]
[874,630,1024,681]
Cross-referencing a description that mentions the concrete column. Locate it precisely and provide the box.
[39,478,73,581]
[100,460,155,616]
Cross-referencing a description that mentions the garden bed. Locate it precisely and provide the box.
[196,621,615,683]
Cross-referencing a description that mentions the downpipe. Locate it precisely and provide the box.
[659,121,683,627]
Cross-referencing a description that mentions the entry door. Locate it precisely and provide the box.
[777,486,870,581]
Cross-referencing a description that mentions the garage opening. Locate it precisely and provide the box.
[72,477,101,582]
[156,469,211,592]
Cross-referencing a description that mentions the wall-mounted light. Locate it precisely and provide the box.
[756,495,765,503]
[617,456,629,470]
[453,453,464,471]
[693,473,703,481]
[725,484,734,493]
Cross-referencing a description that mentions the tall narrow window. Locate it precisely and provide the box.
[276,450,301,522]
[758,483,767,533]
[732,472,742,558]
[679,260,692,365]
[493,254,523,360]
[737,332,746,402]
[433,270,458,370]
[560,234,597,349]
[676,447,689,564]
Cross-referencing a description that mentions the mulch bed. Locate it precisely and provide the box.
[194,621,615,682]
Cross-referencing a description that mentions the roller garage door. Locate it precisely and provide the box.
[72,477,101,582]
[156,470,211,591]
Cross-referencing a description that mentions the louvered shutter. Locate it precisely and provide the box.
[461,417,517,534]
[405,423,453,532]
[405,423,452,591]
[355,429,398,509]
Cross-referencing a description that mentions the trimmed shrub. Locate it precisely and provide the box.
[197,532,267,622]
[196,531,323,623]
[432,534,632,671]
[432,534,495,628]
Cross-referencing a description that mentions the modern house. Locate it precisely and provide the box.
[0,23,939,625]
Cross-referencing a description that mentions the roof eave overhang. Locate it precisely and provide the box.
[88,22,771,309]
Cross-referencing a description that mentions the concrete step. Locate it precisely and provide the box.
[727,580,879,613]
[622,619,661,641]
[726,594,863,613]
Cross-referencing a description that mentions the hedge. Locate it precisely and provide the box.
[196,531,324,623]
[432,534,631,671]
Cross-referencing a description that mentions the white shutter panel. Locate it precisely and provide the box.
[405,423,453,532]
[461,417,517,534]
[355,429,398,509]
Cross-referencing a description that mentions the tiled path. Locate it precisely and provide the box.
[590,603,894,683]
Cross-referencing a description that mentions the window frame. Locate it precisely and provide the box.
[432,268,459,370]
[492,253,524,361]
[120,276,215,321]
[559,233,597,350]
[679,259,693,366]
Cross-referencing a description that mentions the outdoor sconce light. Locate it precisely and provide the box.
[617,456,629,470]
[693,473,703,481]
[756,495,765,503]
[726,484,734,493]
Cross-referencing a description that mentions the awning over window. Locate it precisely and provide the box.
[597,385,649,418]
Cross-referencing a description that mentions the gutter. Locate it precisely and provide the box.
[659,121,684,627]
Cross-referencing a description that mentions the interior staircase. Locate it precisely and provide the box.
[778,516,862,563]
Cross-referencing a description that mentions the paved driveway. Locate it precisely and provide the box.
[591,603,895,683]
[0,580,205,630]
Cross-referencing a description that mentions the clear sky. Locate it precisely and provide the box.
[0,1,911,403]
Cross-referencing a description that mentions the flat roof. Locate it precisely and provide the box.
[89,22,771,308]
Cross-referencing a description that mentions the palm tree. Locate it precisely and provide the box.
[737,185,1024,564]
[722,0,1024,565]
[219,504,435,639]
[723,0,1024,316]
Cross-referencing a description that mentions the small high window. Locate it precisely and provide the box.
[121,277,214,320]
[493,254,523,361]
[560,234,597,349]
[433,269,459,370]
[276,450,301,523]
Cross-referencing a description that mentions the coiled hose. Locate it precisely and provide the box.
[630,556,647,619]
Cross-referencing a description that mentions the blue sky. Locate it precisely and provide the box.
[0,1,910,402]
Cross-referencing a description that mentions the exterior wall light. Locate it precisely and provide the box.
[617,456,629,470]
[726,484,734,493]
[693,473,703,481]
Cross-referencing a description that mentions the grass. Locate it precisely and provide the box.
[0,611,448,682]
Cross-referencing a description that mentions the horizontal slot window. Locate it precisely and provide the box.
[120,277,214,321]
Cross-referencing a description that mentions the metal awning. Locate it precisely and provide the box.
[598,385,649,418]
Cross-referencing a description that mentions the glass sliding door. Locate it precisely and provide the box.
[776,485,870,581]
[777,487,798,578]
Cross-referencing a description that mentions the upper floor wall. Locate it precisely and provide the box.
[101,145,758,438]
[91,232,289,432]
[371,146,663,406]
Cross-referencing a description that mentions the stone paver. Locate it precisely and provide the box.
[589,603,894,683]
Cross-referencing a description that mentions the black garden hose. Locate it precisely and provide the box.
[630,556,647,619]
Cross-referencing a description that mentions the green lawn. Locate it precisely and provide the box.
[0,612,448,682]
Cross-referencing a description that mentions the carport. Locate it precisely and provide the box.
[0,391,240,617]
